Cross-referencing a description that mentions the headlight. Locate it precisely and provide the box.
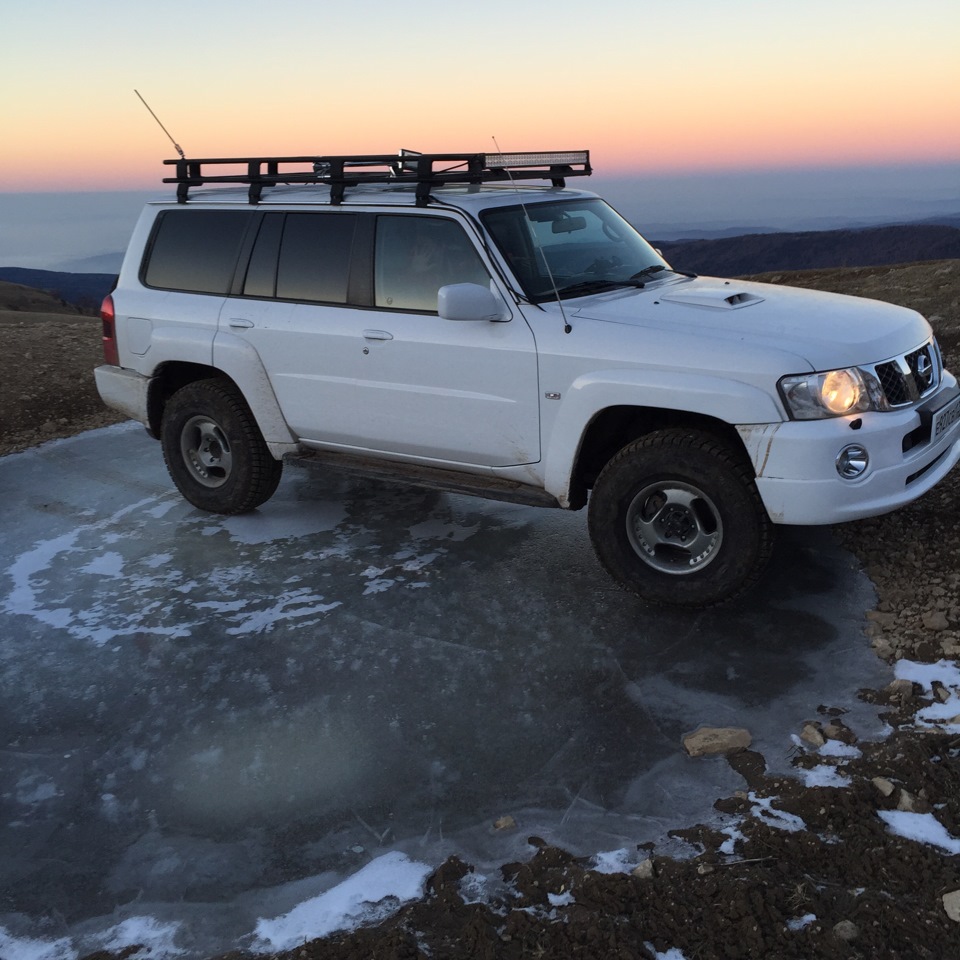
[779,367,888,420]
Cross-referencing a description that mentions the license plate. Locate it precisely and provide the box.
[932,393,960,443]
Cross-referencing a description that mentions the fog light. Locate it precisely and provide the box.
[836,444,869,479]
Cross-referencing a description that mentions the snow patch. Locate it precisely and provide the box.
[251,852,432,952]
[589,848,637,874]
[818,741,860,758]
[894,659,960,733]
[878,810,960,854]
[748,793,806,832]
[93,917,184,959]
[0,928,75,960]
[800,766,850,788]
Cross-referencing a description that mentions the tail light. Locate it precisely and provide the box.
[101,294,119,366]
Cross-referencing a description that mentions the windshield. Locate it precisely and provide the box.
[482,198,670,302]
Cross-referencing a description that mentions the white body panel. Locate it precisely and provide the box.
[97,184,960,528]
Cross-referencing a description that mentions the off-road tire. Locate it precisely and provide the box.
[161,378,282,514]
[588,429,774,607]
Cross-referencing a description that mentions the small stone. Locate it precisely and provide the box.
[697,862,714,875]
[833,920,859,941]
[884,679,914,701]
[822,721,857,745]
[632,858,655,879]
[872,777,896,798]
[682,727,752,757]
[897,790,920,813]
[800,723,826,747]
[943,890,960,923]
[931,681,952,704]
[493,815,517,831]
[922,611,950,631]
[872,636,895,659]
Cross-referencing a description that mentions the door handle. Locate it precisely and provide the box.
[228,317,254,329]
[362,329,394,340]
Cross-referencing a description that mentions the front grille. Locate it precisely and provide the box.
[870,340,940,407]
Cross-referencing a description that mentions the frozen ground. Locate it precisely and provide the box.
[0,424,892,959]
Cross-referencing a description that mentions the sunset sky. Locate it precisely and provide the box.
[2,0,958,192]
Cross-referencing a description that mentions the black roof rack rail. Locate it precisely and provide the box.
[162,150,591,205]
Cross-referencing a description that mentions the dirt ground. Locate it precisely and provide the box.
[2,264,960,959]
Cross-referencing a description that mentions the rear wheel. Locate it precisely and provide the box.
[588,429,773,606]
[161,378,282,514]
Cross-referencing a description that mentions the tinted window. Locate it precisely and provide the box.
[144,210,251,294]
[275,213,356,303]
[375,216,489,312]
[243,214,284,298]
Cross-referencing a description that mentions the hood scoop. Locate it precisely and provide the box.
[658,286,764,310]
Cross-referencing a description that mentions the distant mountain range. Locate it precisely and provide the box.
[654,223,960,276]
[0,268,117,313]
[2,220,959,312]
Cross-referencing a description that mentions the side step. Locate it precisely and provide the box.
[284,448,562,509]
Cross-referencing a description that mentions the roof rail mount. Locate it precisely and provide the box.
[162,150,591,205]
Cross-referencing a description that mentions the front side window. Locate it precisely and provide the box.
[375,216,490,312]
[482,199,667,302]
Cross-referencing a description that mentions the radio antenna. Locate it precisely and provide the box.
[491,136,572,334]
[134,90,186,160]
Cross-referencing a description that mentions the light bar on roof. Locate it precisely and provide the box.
[484,151,589,167]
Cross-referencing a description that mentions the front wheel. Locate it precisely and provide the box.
[161,378,282,514]
[587,429,774,606]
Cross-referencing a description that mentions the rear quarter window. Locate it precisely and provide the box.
[143,210,252,294]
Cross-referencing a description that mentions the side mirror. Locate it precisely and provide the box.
[438,283,509,322]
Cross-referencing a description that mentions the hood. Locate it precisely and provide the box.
[571,276,932,371]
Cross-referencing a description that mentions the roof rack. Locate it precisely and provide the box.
[163,150,591,205]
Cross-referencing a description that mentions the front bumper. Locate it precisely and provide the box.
[739,375,960,525]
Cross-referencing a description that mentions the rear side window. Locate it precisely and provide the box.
[144,210,251,294]
[244,213,356,303]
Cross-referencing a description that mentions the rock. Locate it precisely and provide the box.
[493,815,517,831]
[944,890,960,923]
[922,610,950,631]
[696,862,714,875]
[896,789,929,813]
[872,777,896,798]
[931,680,952,704]
[833,920,859,941]
[872,636,896,659]
[682,727,752,757]
[884,679,914,702]
[800,723,826,747]
[632,858,655,879]
[822,721,858,745]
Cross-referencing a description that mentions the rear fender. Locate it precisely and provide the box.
[211,331,298,453]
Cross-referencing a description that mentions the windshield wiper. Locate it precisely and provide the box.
[629,264,668,281]
[556,265,687,299]
[556,279,632,297]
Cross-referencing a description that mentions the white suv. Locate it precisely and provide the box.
[95,150,960,606]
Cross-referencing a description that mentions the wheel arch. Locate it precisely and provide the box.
[568,406,750,509]
[542,372,781,509]
[147,343,298,457]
